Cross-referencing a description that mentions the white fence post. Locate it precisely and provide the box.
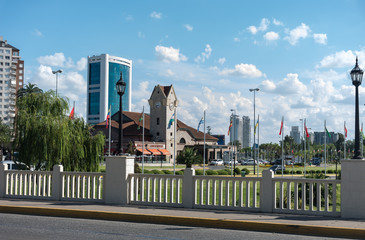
[0,164,8,198]
[260,170,274,213]
[105,155,134,205]
[341,159,365,218]
[182,168,195,208]
[52,165,63,200]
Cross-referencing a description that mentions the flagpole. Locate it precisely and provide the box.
[174,107,177,175]
[203,110,206,176]
[324,120,327,176]
[108,105,111,156]
[344,121,346,160]
[281,116,284,177]
[142,106,145,174]
[257,114,260,177]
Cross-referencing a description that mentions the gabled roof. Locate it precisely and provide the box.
[160,85,172,97]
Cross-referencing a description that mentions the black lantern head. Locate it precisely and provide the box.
[351,57,364,87]
[116,72,126,96]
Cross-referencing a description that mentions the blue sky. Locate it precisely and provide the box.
[1,0,365,144]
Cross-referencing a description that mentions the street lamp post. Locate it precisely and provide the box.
[231,109,236,176]
[351,57,364,159]
[52,69,62,97]
[116,72,127,155]
[249,88,259,175]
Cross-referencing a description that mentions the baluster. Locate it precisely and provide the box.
[253,180,257,208]
[316,183,321,212]
[279,181,283,209]
[15,173,18,195]
[164,178,168,203]
[158,177,161,203]
[301,182,306,211]
[33,173,37,196]
[246,181,250,208]
[212,179,217,206]
[325,183,329,212]
[286,181,291,210]
[19,174,23,195]
[225,179,229,206]
[147,177,151,202]
[239,180,243,207]
[232,180,237,207]
[151,177,156,202]
[206,179,210,206]
[200,179,204,205]
[332,182,337,212]
[309,182,313,211]
[170,178,174,203]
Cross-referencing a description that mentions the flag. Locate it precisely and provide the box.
[197,117,204,132]
[344,122,347,138]
[228,119,233,135]
[106,106,111,128]
[304,120,309,138]
[279,117,283,135]
[325,127,331,138]
[254,119,259,135]
[137,111,143,130]
[168,113,175,129]
[69,107,74,120]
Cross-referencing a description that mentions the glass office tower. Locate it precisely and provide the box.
[87,54,132,124]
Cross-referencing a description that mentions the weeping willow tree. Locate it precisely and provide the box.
[14,88,105,171]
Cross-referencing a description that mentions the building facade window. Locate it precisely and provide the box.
[157,117,160,125]
[88,62,101,85]
[88,92,100,115]
[108,62,131,115]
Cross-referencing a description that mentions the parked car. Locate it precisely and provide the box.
[224,159,239,165]
[210,159,224,166]
[243,159,257,165]
[0,160,28,170]
[269,165,285,173]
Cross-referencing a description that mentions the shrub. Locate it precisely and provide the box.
[321,170,325,174]
[296,170,303,174]
[234,167,241,175]
[195,170,203,175]
[309,170,315,174]
[217,169,230,175]
[290,170,295,174]
[316,170,321,174]
[162,170,173,175]
[175,170,184,175]
[334,170,338,173]
[283,170,290,174]
[134,163,142,173]
[276,170,282,174]
[144,169,151,174]
[224,168,232,175]
[327,170,334,174]
[152,169,163,174]
[242,168,250,175]
[206,170,218,175]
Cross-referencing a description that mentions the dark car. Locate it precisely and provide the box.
[269,165,285,173]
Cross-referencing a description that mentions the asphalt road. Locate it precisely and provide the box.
[0,213,352,240]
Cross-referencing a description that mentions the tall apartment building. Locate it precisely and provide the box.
[229,114,243,146]
[0,37,24,126]
[290,126,301,144]
[242,116,251,148]
[87,54,132,125]
[313,132,338,145]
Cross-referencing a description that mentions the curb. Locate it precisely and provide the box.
[0,205,364,239]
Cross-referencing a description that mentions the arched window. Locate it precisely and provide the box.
[179,138,186,144]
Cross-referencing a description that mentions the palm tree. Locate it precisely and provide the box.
[17,83,43,99]
[176,147,199,168]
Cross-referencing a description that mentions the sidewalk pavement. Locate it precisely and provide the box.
[0,199,364,239]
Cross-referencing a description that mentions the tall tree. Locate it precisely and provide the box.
[0,119,11,161]
[16,82,43,99]
[14,88,105,171]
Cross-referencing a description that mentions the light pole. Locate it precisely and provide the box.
[351,57,364,159]
[231,109,236,176]
[52,69,62,97]
[116,72,126,155]
[249,88,259,175]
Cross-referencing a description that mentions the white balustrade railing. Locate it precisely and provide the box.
[129,174,183,207]
[5,170,52,198]
[273,178,341,216]
[193,176,261,210]
[61,172,105,202]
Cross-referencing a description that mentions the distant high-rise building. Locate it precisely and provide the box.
[290,126,301,144]
[242,116,251,148]
[0,36,24,126]
[313,131,338,145]
[87,54,132,124]
[230,114,243,146]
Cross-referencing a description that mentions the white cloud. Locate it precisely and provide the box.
[76,58,87,71]
[32,29,43,37]
[184,24,193,31]
[247,18,270,35]
[150,11,162,19]
[261,73,307,95]
[317,50,365,68]
[220,63,263,78]
[313,33,327,45]
[37,53,66,67]
[284,23,311,45]
[247,26,258,35]
[218,58,226,65]
[138,32,145,38]
[273,19,283,26]
[233,37,240,42]
[195,44,212,63]
[264,31,279,41]
[155,45,187,63]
